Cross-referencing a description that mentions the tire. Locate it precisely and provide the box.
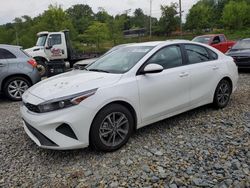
[90,104,134,152]
[3,76,31,101]
[213,79,232,109]
[36,59,48,77]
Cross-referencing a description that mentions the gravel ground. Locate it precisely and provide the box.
[0,73,249,188]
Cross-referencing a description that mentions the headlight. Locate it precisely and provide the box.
[37,88,98,113]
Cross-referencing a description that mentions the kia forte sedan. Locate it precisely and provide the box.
[21,40,238,151]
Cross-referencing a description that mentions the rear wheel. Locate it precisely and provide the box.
[90,104,134,152]
[3,77,31,101]
[213,79,232,108]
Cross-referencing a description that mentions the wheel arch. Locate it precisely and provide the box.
[89,100,138,144]
[1,74,32,91]
[34,56,48,63]
[213,76,233,98]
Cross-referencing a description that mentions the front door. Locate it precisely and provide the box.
[45,33,67,60]
[136,45,190,124]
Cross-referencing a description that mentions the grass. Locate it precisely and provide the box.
[74,28,250,53]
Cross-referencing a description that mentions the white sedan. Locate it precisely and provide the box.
[21,40,238,151]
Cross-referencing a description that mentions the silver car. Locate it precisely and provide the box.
[0,45,41,101]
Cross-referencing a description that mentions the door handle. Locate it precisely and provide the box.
[179,72,189,77]
[212,66,219,70]
[0,64,5,67]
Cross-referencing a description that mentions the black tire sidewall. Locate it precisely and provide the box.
[90,104,134,152]
[213,79,232,108]
[3,77,31,101]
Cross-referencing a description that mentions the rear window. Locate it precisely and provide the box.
[20,49,31,57]
[0,48,16,59]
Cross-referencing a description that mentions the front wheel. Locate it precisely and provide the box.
[90,104,134,152]
[213,79,232,109]
[3,77,31,101]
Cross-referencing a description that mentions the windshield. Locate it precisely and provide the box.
[86,46,153,74]
[36,35,47,46]
[232,39,250,50]
[192,36,212,44]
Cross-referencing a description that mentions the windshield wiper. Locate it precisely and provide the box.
[88,68,109,73]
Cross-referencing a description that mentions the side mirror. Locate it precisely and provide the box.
[45,45,52,50]
[141,64,164,74]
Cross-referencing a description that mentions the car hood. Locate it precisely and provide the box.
[24,46,44,54]
[27,70,122,101]
[227,49,250,57]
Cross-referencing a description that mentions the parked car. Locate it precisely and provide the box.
[192,34,236,53]
[21,40,238,151]
[226,38,250,69]
[0,45,41,101]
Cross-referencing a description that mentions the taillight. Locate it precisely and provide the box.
[27,59,37,68]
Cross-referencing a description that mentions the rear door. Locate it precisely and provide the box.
[0,48,10,89]
[183,44,221,106]
[136,45,190,123]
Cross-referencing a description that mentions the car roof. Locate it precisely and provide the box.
[240,38,250,41]
[124,40,192,47]
[0,44,22,49]
[195,34,224,37]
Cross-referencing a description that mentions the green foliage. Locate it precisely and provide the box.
[66,4,94,34]
[185,2,212,32]
[1,1,250,53]
[158,3,179,36]
[222,0,250,30]
[84,21,109,51]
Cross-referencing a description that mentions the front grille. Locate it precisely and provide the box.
[24,102,40,113]
[24,120,58,147]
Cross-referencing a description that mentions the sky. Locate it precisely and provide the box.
[0,0,198,25]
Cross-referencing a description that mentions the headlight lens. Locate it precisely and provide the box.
[37,88,98,113]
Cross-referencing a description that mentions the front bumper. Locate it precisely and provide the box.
[20,103,95,150]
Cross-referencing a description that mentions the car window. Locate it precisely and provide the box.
[48,34,62,46]
[219,35,226,42]
[213,36,221,43]
[207,48,218,60]
[147,45,183,69]
[185,44,210,64]
[0,48,16,59]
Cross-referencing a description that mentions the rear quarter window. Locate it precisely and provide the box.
[207,48,218,60]
[0,48,16,59]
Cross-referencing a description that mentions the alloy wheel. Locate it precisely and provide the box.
[99,112,129,147]
[7,80,29,100]
[217,82,230,106]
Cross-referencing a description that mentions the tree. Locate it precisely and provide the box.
[130,8,146,28]
[185,2,212,32]
[84,21,109,50]
[222,0,250,29]
[95,7,113,23]
[66,4,94,33]
[158,3,179,36]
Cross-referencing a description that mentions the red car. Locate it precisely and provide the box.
[192,34,236,53]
